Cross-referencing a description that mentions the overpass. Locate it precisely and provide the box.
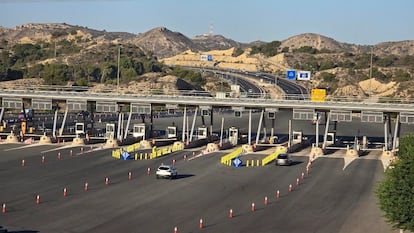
[1,88,413,154]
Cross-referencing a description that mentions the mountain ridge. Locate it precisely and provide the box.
[1,23,414,58]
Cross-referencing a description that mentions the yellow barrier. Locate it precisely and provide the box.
[261,146,287,166]
[220,147,243,164]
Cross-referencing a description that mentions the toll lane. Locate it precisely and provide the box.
[0,144,396,233]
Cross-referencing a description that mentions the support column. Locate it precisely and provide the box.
[124,108,132,139]
[182,106,186,143]
[59,106,68,137]
[189,107,198,142]
[52,108,58,139]
[392,114,400,151]
[255,109,264,145]
[322,112,331,149]
[248,109,252,145]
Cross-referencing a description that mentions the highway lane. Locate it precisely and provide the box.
[0,143,396,233]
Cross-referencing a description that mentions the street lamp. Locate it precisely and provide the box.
[369,46,374,97]
[117,45,121,95]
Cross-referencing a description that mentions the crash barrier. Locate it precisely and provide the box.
[149,141,184,159]
[221,147,243,166]
[112,141,141,159]
[261,146,288,166]
[112,141,184,160]
[246,160,262,167]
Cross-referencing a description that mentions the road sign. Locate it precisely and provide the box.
[2,97,22,109]
[330,110,352,122]
[293,109,315,120]
[311,89,326,102]
[297,71,311,80]
[400,112,414,124]
[233,157,242,167]
[66,99,87,111]
[361,111,384,123]
[286,70,296,80]
[32,98,52,110]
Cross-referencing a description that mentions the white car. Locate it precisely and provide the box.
[156,164,177,179]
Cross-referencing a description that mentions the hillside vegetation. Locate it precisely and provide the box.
[1,23,413,98]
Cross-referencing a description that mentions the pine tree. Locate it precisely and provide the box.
[376,134,414,232]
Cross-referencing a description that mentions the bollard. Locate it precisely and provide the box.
[84,182,89,191]
[276,190,280,199]
[306,167,309,175]
[257,160,260,166]
[184,154,187,161]
[2,203,5,213]
[199,218,203,229]
[105,177,109,185]
[63,187,67,197]
[70,149,73,156]
[301,172,305,179]
[58,152,61,159]
[296,178,300,186]
[246,160,249,167]
[264,196,268,205]
[21,159,25,167]
[174,226,178,233]
[36,195,40,204]
[192,152,195,158]
[80,147,84,154]
[172,159,176,166]
[147,167,151,175]
[41,156,45,164]
[229,208,233,218]
[90,146,93,151]
[289,184,293,192]
[251,202,255,212]
[128,171,132,180]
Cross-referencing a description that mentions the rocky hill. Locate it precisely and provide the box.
[1,23,414,98]
[128,27,202,59]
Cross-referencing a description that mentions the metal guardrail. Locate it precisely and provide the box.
[1,88,414,113]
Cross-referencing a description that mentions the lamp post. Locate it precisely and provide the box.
[117,45,121,95]
[369,46,373,97]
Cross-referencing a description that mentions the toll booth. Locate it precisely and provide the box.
[325,132,336,146]
[133,123,146,139]
[105,123,115,139]
[229,127,238,146]
[292,131,303,144]
[75,123,85,136]
[166,126,177,139]
[197,127,208,140]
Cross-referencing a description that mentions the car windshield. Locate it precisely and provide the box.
[278,154,288,159]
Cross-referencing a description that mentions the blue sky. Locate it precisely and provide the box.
[1,0,413,45]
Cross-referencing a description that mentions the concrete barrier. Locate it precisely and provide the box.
[242,144,253,153]
[5,134,19,143]
[345,149,359,158]
[105,138,118,148]
[72,137,85,146]
[206,143,219,152]
[310,146,323,157]
[39,135,51,144]
[139,140,152,149]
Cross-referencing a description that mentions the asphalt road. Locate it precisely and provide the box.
[0,143,397,233]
